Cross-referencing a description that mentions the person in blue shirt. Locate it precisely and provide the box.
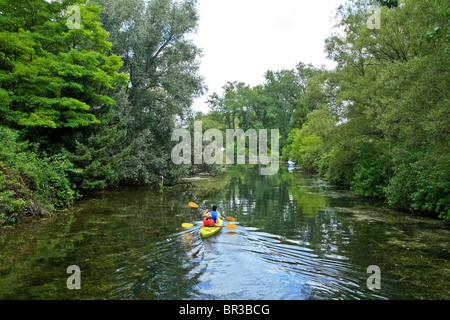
[202,205,222,223]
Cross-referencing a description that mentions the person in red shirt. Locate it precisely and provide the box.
[203,213,220,228]
[202,205,222,223]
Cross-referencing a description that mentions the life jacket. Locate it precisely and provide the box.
[210,211,218,222]
[203,219,215,227]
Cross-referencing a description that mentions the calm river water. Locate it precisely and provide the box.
[0,166,448,299]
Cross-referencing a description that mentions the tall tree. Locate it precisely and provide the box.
[0,0,127,145]
[95,0,205,185]
[0,0,132,196]
[208,63,320,154]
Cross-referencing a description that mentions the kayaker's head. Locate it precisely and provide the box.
[205,213,212,220]
[212,205,217,211]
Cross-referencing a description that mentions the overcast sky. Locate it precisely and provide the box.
[189,0,348,113]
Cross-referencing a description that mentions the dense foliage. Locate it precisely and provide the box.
[0,0,448,223]
[0,126,76,224]
[285,0,450,220]
[207,63,321,153]
[95,0,205,185]
[208,0,449,220]
[0,0,204,224]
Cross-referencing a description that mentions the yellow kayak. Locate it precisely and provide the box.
[200,217,223,238]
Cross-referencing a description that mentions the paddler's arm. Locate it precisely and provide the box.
[202,209,209,217]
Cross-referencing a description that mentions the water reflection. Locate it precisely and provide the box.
[0,166,448,300]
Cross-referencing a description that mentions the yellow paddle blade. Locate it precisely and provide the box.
[182,223,194,228]
[225,224,237,229]
[188,202,199,208]
[225,217,236,222]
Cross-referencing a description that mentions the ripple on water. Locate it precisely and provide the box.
[164,227,391,300]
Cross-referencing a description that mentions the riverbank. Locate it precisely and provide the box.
[2,163,449,229]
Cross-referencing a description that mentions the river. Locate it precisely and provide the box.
[0,166,448,300]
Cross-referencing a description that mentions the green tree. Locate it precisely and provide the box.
[284,108,336,173]
[208,63,320,156]
[0,0,127,140]
[0,0,131,200]
[63,112,131,191]
[289,0,450,219]
[96,0,205,185]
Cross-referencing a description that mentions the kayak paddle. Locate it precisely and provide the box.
[181,223,195,228]
[188,202,236,222]
[181,221,237,229]
[185,202,237,228]
[188,202,199,208]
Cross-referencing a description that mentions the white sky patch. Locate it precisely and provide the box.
[189,0,348,113]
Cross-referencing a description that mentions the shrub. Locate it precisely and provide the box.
[0,162,33,223]
[322,147,356,185]
[385,145,450,220]
[0,126,76,224]
[351,142,391,198]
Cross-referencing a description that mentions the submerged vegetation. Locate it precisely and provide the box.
[0,167,448,299]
